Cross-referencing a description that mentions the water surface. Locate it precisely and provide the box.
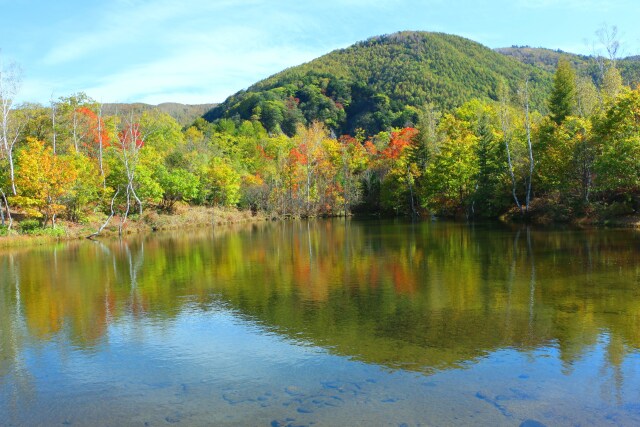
[1,220,640,426]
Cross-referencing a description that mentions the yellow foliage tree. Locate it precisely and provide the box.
[12,138,78,226]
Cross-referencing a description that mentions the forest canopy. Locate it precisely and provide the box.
[1,31,640,235]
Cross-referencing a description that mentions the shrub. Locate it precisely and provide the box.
[19,219,41,233]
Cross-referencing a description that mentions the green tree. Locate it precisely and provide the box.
[157,167,200,210]
[592,88,640,203]
[420,114,479,216]
[548,58,577,125]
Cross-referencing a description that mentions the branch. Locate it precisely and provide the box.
[87,187,119,239]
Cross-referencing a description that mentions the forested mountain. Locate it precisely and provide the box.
[496,46,640,87]
[3,30,640,236]
[103,102,216,126]
[204,31,553,136]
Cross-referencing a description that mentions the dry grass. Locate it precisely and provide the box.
[0,206,270,248]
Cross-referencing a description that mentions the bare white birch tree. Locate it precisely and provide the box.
[521,80,534,214]
[499,81,523,215]
[0,56,23,195]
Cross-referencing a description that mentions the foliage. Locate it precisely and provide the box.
[18,219,40,232]
[11,138,78,226]
[548,58,577,125]
[4,32,640,225]
[205,158,241,207]
[157,167,200,209]
[206,31,552,136]
[592,88,640,208]
[497,46,640,88]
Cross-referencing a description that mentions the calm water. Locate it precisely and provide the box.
[1,220,640,426]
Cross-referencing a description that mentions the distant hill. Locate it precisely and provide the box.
[103,102,217,126]
[204,31,553,136]
[496,47,640,87]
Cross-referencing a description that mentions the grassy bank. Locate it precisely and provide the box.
[3,204,640,250]
[0,205,270,248]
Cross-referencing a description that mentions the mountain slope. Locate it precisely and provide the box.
[204,31,553,136]
[496,47,640,86]
[102,102,217,126]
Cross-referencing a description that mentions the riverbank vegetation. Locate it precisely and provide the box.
[1,31,640,238]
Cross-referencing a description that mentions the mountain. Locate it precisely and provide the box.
[496,46,640,87]
[204,31,553,136]
[102,102,217,126]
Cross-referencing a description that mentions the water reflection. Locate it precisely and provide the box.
[1,220,640,425]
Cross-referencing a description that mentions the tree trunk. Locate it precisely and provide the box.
[524,80,534,214]
[0,188,11,230]
[87,188,119,239]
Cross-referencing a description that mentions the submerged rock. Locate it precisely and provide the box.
[519,420,547,427]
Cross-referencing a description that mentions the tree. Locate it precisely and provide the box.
[0,164,12,228]
[601,66,623,102]
[102,113,156,233]
[596,24,620,69]
[379,127,419,214]
[0,58,23,195]
[420,114,478,216]
[499,81,523,214]
[520,80,535,213]
[205,158,241,207]
[292,122,329,215]
[537,116,592,202]
[548,58,577,125]
[11,138,78,226]
[337,135,368,215]
[157,167,200,210]
[575,76,599,118]
[472,107,507,217]
[592,88,640,202]
[64,152,103,222]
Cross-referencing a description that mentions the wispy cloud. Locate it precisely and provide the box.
[81,40,327,104]
[36,0,362,103]
[42,0,187,65]
[516,0,631,10]
[6,0,640,104]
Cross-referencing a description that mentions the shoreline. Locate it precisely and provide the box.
[0,206,271,249]
[2,207,640,249]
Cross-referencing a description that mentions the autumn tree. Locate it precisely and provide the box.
[592,87,640,204]
[379,127,419,214]
[205,157,241,207]
[11,138,77,226]
[420,113,478,216]
[75,105,109,186]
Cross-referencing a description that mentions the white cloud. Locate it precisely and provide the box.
[80,41,327,104]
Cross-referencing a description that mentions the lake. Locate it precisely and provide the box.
[1,219,640,426]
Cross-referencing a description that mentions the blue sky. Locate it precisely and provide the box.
[1,0,638,105]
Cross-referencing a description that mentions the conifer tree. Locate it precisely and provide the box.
[548,58,577,125]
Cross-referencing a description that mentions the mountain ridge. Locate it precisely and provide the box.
[204,31,552,136]
[102,102,217,126]
[495,46,640,86]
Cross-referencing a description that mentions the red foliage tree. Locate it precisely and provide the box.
[76,107,110,153]
[381,127,418,159]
